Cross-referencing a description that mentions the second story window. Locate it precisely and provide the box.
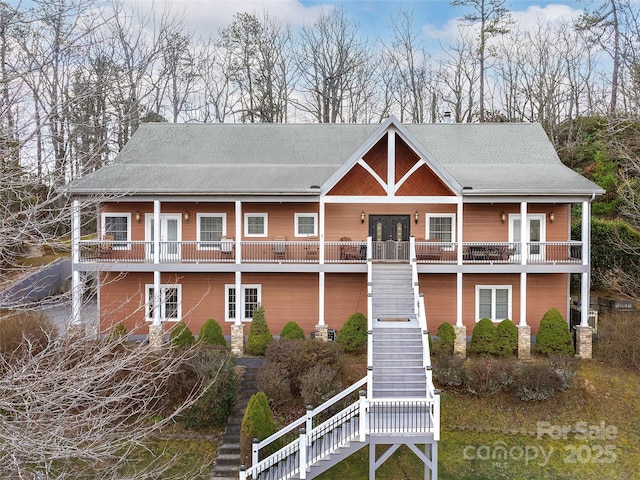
[426,214,455,247]
[102,213,130,249]
[198,213,226,249]
[245,213,268,237]
[295,213,317,237]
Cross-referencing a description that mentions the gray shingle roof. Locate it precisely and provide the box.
[66,121,603,197]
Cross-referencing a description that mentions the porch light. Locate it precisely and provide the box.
[135,211,141,223]
[184,211,190,223]
[414,211,419,224]
[500,211,506,223]
[550,211,555,223]
[360,211,365,224]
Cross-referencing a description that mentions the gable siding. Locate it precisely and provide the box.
[327,163,387,196]
[362,134,388,180]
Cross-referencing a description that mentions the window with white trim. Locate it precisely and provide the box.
[245,213,268,237]
[102,213,130,249]
[225,284,261,322]
[426,214,455,247]
[145,284,181,322]
[197,213,226,249]
[294,213,317,237]
[476,285,511,322]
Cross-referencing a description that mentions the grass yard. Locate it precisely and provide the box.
[314,361,640,480]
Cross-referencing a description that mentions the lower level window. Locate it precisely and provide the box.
[226,284,261,322]
[476,285,511,322]
[146,284,181,322]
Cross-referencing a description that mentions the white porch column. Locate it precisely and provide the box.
[149,200,163,348]
[235,200,242,264]
[576,200,593,359]
[520,201,528,265]
[457,198,463,265]
[319,198,325,263]
[69,199,83,338]
[519,272,527,327]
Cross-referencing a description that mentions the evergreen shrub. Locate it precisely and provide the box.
[106,322,128,342]
[336,312,367,353]
[240,392,276,463]
[469,318,497,356]
[535,308,574,356]
[436,322,456,353]
[495,319,518,356]
[198,319,226,347]
[279,321,305,340]
[170,322,195,348]
[246,305,272,356]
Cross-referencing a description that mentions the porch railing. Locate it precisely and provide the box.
[77,239,583,265]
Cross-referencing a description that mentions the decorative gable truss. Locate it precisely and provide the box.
[325,119,460,198]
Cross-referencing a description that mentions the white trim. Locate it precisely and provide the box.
[244,213,268,237]
[145,213,182,261]
[225,284,262,322]
[508,213,546,261]
[323,196,459,204]
[394,159,426,194]
[196,213,227,249]
[101,212,131,250]
[357,159,388,193]
[475,285,512,322]
[294,213,318,237]
[145,283,182,322]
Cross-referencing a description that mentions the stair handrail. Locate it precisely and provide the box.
[409,236,420,318]
[366,236,373,399]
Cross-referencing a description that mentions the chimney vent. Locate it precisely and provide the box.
[443,111,452,124]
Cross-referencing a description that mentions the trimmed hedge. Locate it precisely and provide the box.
[436,322,456,353]
[336,312,367,353]
[536,308,574,356]
[246,305,273,356]
[170,322,195,348]
[495,319,518,356]
[279,321,305,340]
[469,318,497,356]
[198,319,226,347]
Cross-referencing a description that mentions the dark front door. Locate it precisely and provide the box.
[369,215,410,261]
[369,215,410,241]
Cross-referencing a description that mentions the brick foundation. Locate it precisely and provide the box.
[518,325,531,360]
[453,325,467,358]
[231,324,245,355]
[575,325,593,359]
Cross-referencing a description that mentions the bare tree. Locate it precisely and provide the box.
[293,7,370,123]
[451,0,512,122]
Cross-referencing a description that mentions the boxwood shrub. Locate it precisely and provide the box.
[170,322,195,348]
[198,318,226,347]
[495,319,518,356]
[336,312,367,353]
[436,322,456,354]
[535,308,574,356]
[279,321,305,340]
[469,318,497,356]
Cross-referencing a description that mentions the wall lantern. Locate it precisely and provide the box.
[549,211,555,223]
[414,211,419,224]
[500,211,506,223]
[135,211,141,223]
[184,211,190,223]
[360,211,365,224]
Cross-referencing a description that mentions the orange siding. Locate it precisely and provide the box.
[395,136,419,180]
[328,163,387,196]
[362,134,388,180]
[325,273,369,326]
[396,164,454,196]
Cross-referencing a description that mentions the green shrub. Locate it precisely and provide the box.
[246,305,272,356]
[469,318,497,356]
[169,322,195,348]
[198,319,226,347]
[240,392,276,463]
[536,308,574,356]
[436,322,456,354]
[495,319,518,356]
[106,323,128,342]
[336,312,367,353]
[279,321,305,340]
[180,346,237,428]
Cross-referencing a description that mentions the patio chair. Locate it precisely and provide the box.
[98,234,114,259]
[273,236,286,259]
[415,238,442,261]
[305,236,319,260]
[220,237,234,256]
[340,236,361,260]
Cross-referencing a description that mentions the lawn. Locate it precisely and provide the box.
[314,361,640,480]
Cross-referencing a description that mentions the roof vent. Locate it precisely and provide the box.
[443,111,452,124]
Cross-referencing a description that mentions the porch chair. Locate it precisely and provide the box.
[415,238,442,261]
[340,236,361,261]
[273,236,287,259]
[305,236,319,260]
[98,234,114,260]
[220,237,234,256]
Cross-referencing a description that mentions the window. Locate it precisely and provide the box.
[426,214,455,247]
[197,213,226,249]
[245,213,268,237]
[476,285,511,322]
[102,213,130,249]
[295,213,318,237]
[145,284,181,322]
[225,284,261,322]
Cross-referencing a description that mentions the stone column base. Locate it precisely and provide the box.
[453,326,467,358]
[314,324,329,342]
[575,325,593,359]
[231,324,245,356]
[148,324,164,349]
[518,325,532,360]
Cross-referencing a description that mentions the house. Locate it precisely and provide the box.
[66,117,602,479]
[67,117,602,358]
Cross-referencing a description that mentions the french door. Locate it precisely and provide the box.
[509,214,545,261]
[369,214,410,261]
[146,214,181,261]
